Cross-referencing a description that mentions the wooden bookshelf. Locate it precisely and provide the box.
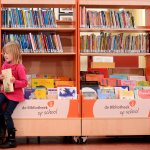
[79,0,150,8]
[2,0,75,8]
[21,52,76,56]
[1,0,80,137]
[80,26,150,32]
[78,0,150,139]
[2,27,76,32]
[80,53,150,56]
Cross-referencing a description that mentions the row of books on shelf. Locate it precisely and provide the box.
[80,33,149,53]
[82,85,150,100]
[80,7,135,28]
[24,87,77,100]
[2,8,57,28]
[25,74,77,100]
[80,71,150,100]
[2,32,63,53]
[26,74,75,89]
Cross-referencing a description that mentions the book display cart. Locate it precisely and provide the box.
[1,0,150,144]
[0,0,81,139]
[78,0,150,139]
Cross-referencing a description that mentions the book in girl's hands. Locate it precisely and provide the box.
[2,68,14,92]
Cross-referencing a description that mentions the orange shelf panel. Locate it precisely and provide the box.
[80,26,150,32]
[2,0,75,7]
[79,0,150,8]
[80,53,150,56]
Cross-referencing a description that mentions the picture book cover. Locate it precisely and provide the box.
[24,88,36,99]
[97,88,115,99]
[80,71,101,81]
[55,81,75,87]
[137,89,150,99]
[86,74,104,83]
[109,74,128,80]
[82,87,97,100]
[114,86,129,98]
[34,87,47,99]
[57,87,77,100]
[2,68,14,92]
[47,88,58,99]
[80,81,99,93]
[101,78,121,87]
[136,81,149,86]
[119,90,134,100]
[26,74,32,88]
[128,75,146,81]
[32,78,54,88]
[88,68,108,78]
[121,80,136,90]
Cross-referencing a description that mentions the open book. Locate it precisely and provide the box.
[2,68,14,92]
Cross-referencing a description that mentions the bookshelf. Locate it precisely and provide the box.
[1,0,81,137]
[78,0,150,138]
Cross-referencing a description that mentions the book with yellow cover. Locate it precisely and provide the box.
[34,88,47,99]
[55,81,75,87]
[119,90,134,100]
[2,68,14,92]
[32,78,54,88]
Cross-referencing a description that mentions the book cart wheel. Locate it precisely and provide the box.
[72,136,87,144]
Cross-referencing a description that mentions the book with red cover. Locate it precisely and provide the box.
[88,68,108,78]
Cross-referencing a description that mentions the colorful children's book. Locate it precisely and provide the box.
[114,86,129,99]
[32,78,54,88]
[86,74,104,83]
[24,88,36,99]
[55,81,75,87]
[109,74,128,80]
[101,78,121,87]
[121,80,136,90]
[2,68,14,92]
[119,90,134,100]
[80,81,99,94]
[82,87,97,100]
[128,75,146,81]
[137,89,150,99]
[88,68,108,78]
[34,87,47,99]
[136,81,149,86]
[97,88,115,99]
[57,87,77,100]
[26,74,32,88]
[47,88,58,99]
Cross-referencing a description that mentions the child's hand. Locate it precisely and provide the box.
[10,76,16,83]
[0,74,5,80]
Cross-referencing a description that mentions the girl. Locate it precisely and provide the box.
[0,41,27,148]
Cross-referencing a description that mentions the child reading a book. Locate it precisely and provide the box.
[0,41,27,148]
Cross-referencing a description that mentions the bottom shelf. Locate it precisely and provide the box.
[82,118,150,136]
[14,118,81,136]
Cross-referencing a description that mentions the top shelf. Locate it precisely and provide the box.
[79,0,150,9]
[1,0,76,8]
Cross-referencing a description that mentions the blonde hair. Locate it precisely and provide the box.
[2,41,22,64]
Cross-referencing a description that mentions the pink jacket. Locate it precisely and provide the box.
[1,62,27,102]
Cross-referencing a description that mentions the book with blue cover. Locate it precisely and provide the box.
[97,87,115,99]
[57,87,77,100]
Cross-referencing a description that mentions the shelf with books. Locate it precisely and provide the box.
[1,0,80,137]
[78,0,150,137]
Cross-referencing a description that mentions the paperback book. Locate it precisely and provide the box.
[2,68,14,92]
